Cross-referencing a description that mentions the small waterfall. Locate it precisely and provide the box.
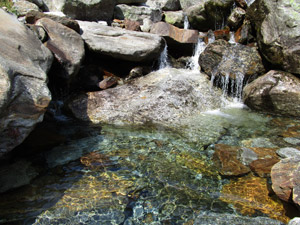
[228,31,236,44]
[184,14,190,30]
[186,38,207,71]
[245,0,255,6]
[159,44,170,69]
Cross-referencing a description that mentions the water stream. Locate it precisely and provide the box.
[0,33,299,225]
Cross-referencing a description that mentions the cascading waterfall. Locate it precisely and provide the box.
[229,31,236,44]
[158,44,170,69]
[186,38,207,71]
[245,0,255,6]
[184,14,190,30]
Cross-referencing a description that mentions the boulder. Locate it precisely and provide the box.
[249,158,280,178]
[36,18,85,79]
[179,0,202,10]
[271,157,300,207]
[227,7,246,30]
[116,0,146,4]
[78,20,163,62]
[0,9,53,157]
[164,11,185,28]
[140,18,154,32]
[234,19,254,44]
[26,0,47,11]
[276,148,300,159]
[0,160,39,193]
[288,218,300,225]
[68,68,225,126]
[124,19,140,31]
[199,39,265,81]
[150,22,198,55]
[243,70,300,117]
[25,10,80,33]
[247,0,300,74]
[43,0,116,21]
[185,0,235,31]
[114,4,162,23]
[12,0,40,16]
[146,0,181,11]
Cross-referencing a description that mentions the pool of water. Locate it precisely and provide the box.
[0,105,299,225]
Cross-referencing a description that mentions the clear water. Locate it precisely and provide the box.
[158,45,170,70]
[0,105,299,224]
[184,14,190,30]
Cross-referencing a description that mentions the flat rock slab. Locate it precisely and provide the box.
[68,68,224,126]
[78,20,163,62]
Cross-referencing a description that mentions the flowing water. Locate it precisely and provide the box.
[184,14,190,30]
[1,34,300,225]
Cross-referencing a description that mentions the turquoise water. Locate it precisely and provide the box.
[0,105,299,224]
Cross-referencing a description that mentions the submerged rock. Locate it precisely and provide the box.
[0,9,53,157]
[68,68,224,127]
[248,0,300,74]
[78,20,163,62]
[243,70,300,117]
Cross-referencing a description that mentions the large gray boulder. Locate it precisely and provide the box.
[12,0,40,16]
[0,9,53,157]
[36,18,85,79]
[43,0,116,21]
[185,0,235,31]
[78,20,163,62]
[243,70,300,117]
[114,4,162,23]
[68,68,224,126]
[180,0,202,10]
[199,40,265,81]
[146,0,181,11]
[247,0,300,74]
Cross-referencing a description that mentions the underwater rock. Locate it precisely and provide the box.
[243,70,300,118]
[78,20,163,62]
[249,158,280,178]
[220,175,290,223]
[0,9,53,157]
[276,148,300,159]
[271,157,300,206]
[248,0,300,74]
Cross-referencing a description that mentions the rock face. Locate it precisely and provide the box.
[271,157,300,207]
[43,0,116,21]
[146,0,181,11]
[0,9,53,157]
[25,10,81,33]
[68,68,224,126]
[243,70,300,117]
[248,0,300,74]
[78,20,163,62]
[114,4,162,24]
[199,40,265,81]
[185,0,234,31]
[36,18,85,79]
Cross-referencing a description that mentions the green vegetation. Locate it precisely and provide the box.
[0,0,17,15]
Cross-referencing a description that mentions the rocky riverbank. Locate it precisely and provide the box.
[0,0,300,224]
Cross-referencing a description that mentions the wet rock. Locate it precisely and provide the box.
[124,19,141,31]
[180,0,201,10]
[36,18,85,79]
[146,0,181,11]
[0,9,52,157]
[284,137,300,146]
[25,10,80,33]
[288,218,300,225]
[185,0,235,32]
[220,175,290,224]
[213,29,230,41]
[78,20,163,62]
[243,70,300,118]
[271,157,300,206]
[241,137,277,148]
[199,39,265,80]
[68,68,225,126]
[0,160,39,193]
[234,19,254,44]
[114,4,162,24]
[12,0,40,17]
[276,148,300,159]
[249,158,280,178]
[234,0,247,9]
[227,7,246,30]
[43,0,116,21]
[213,144,251,176]
[248,0,300,74]
[164,11,185,28]
[150,21,198,55]
[239,147,258,166]
[282,125,300,138]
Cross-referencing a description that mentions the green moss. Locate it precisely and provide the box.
[0,0,18,15]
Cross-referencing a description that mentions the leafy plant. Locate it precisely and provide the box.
[0,0,18,15]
